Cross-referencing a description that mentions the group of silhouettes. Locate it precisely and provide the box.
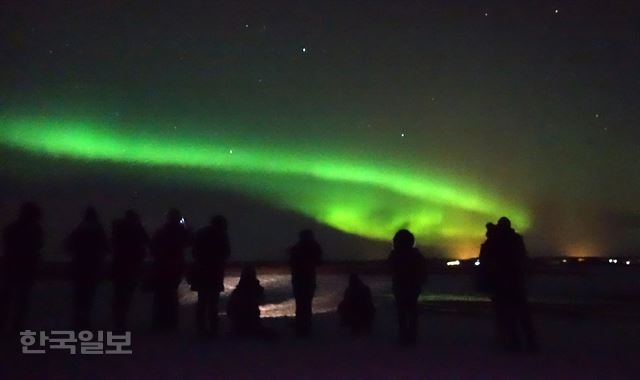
[1,202,536,350]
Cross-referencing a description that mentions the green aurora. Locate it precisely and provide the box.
[0,116,530,245]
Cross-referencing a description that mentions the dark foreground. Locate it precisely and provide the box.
[1,272,639,379]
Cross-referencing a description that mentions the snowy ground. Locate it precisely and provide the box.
[1,270,640,379]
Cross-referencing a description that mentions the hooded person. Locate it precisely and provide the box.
[226,265,270,336]
[337,273,375,335]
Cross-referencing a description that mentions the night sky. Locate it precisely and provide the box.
[1,1,639,259]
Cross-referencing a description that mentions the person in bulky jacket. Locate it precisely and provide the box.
[150,208,191,330]
[227,265,269,336]
[288,229,322,337]
[191,215,230,337]
[111,209,149,332]
[0,202,43,332]
[388,229,427,345]
[338,273,375,335]
[66,206,109,330]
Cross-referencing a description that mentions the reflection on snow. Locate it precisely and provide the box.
[177,273,495,319]
[178,274,346,318]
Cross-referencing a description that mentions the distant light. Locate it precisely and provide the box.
[446,260,460,266]
[626,260,631,265]
[554,9,559,14]
[562,259,567,263]
[484,12,488,17]
[474,260,480,266]
[229,149,233,154]
[179,217,185,225]
[577,258,585,262]
[608,259,613,263]
[245,24,249,28]
[302,47,306,53]
[401,133,405,137]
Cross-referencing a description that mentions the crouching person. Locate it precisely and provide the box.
[338,273,375,335]
[227,266,275,339]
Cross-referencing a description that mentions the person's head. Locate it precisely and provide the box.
[240,265,257,282]
[485,222,496,238]
[299,229,314,242]
[393,229,415,250]
[125,209,140,223]
[19,202,41,222]
[166,208,182,225]
[210,215,227,231]
[497,216,511,230]
[84,206,99,222]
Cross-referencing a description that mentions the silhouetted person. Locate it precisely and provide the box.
[66,206,109,330]
[288,229,322,337]
[111,210,149,332]
[227,265,274,338]
[190,215,230,337]
[489,217,538,352]
[337,273,375,335]
[388,229,427,345]
[150,209,191,331]
[477,222,498,294]
[0,202,43,332]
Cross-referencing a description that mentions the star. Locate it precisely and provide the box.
[302,47,307,53]
[594,113,599,118]
[484,12,488,17]
[554,9,559,14]
[401,133,406,138]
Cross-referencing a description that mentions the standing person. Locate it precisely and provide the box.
[477,223,498,294]
[388,229,427,345]
[66,206,109,330]
[0,202,43,332]
[491,217,538,352]
[288,229,322,337]
[150,208,191,331]
[477,222,502,345]
[111,210,149,332]
[191,215,230,338]
[337,273,376,335]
